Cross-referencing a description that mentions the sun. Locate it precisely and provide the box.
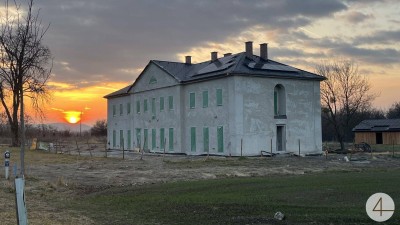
[64,111,81,124]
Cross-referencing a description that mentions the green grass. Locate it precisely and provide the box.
[67,170,400,225]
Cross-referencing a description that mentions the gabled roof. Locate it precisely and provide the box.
[353,119,400,132]
[105,52,325,99]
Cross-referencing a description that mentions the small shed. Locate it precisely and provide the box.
[353,119,400,145]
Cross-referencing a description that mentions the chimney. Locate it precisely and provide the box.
[260,43,268,61]
[245,41,253,57]
[185,55,191,64]
[211,51,218,61]
[224,53,232,57]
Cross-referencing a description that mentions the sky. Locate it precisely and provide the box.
[8,0,400,125]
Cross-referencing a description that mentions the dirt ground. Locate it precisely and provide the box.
[1,147,400,225]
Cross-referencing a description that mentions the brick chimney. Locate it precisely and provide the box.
[185,56,191,64]
[245,41,253,57]
[260,43,268,61]
[211,52,218,61]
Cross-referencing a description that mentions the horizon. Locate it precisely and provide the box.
[4,0,398,124]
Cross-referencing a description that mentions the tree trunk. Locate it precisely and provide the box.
[10,121,19,147]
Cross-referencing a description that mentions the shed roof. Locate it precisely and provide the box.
[352,119,400,132]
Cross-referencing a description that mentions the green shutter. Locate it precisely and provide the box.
[120,130,124,149]
[144,99,148,112]
[169,128,174,151]
[169,96,173,110]
[112,130,116,147]
[202,91,208,108]
[217,89,222,106]
[136,100,140,113]
[127,130,131,149]
[136,128,141,147]
[190,92,195,109]
[113,105,116,116]
[191,127,196,152]
[152,129,156,150]
[152,98,156,116]
[160,97,164,111]
[127,103,131,114]
[274,91,278,115]
[160,128,165,150]
[144,129,148,150]
[217,126,223,152]
[120,104,123,115]
[203,127,209,152]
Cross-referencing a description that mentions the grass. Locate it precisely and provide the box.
[66,170,400,225]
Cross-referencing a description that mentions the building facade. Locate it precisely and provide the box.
[105,42,324,156]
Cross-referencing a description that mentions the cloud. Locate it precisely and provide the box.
[341,11,374,23]
[34,0,348,87]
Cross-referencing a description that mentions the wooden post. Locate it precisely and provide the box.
[122,138,125,160]
[240,138,243,157]
[270,139,272,154]
[298,139,300,156]
[76,140,81,156]
[393,140,395,158]
[163,138,166,160]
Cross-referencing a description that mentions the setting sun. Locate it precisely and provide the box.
[64,111,81,124]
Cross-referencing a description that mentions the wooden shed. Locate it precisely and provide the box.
[353,119,400,145]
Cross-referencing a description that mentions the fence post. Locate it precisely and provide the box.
[240,138,243,157]
[298,139,300,156]
[270,139,272,154]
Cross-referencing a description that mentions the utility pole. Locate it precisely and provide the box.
[80,110,82,136]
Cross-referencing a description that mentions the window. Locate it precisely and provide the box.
[119,104,123,116]
[127,103,131,114]
[168,96,174,110]
[112,130,116,147]
[151,98,156,117]
[190,92,195,109]
[152,129,156,150]
[149,76,157,84]
[274,84,286,117]
[127,130,131,149]
[135,128,141,147]
[191,127,196,152]
[202,91,208,108]
[169,128,174,151]
[112,105,116,117]
[217,126,223,152]
[144,129,148,150]
[160,128,165,150]
[216,89,222,106]
[144,99,148,112]
[120,130,124,149]
[203,127,209,152]
[160,97,164,111]
[136,100,140,114]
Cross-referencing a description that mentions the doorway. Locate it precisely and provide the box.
[376,132,383,144]
[276,125,286,151]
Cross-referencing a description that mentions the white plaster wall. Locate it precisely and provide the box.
[233,76,322,156]
[182,77,233,155]
[107,95,131,149]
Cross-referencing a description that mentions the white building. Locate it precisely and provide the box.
[104,42,324,156]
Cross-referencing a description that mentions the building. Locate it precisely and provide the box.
[353,119,400,145]
[104,41,324,156]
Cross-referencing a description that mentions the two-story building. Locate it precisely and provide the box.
[104,41,324,156]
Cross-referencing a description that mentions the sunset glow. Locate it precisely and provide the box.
[64,111,81,124]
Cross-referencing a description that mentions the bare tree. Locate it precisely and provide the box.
[316,59,376,150]
[387,102,400,119]
[91,119,107,136]
[0,0,52,175]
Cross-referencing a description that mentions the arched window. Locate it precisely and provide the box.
[274,84,286,117]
